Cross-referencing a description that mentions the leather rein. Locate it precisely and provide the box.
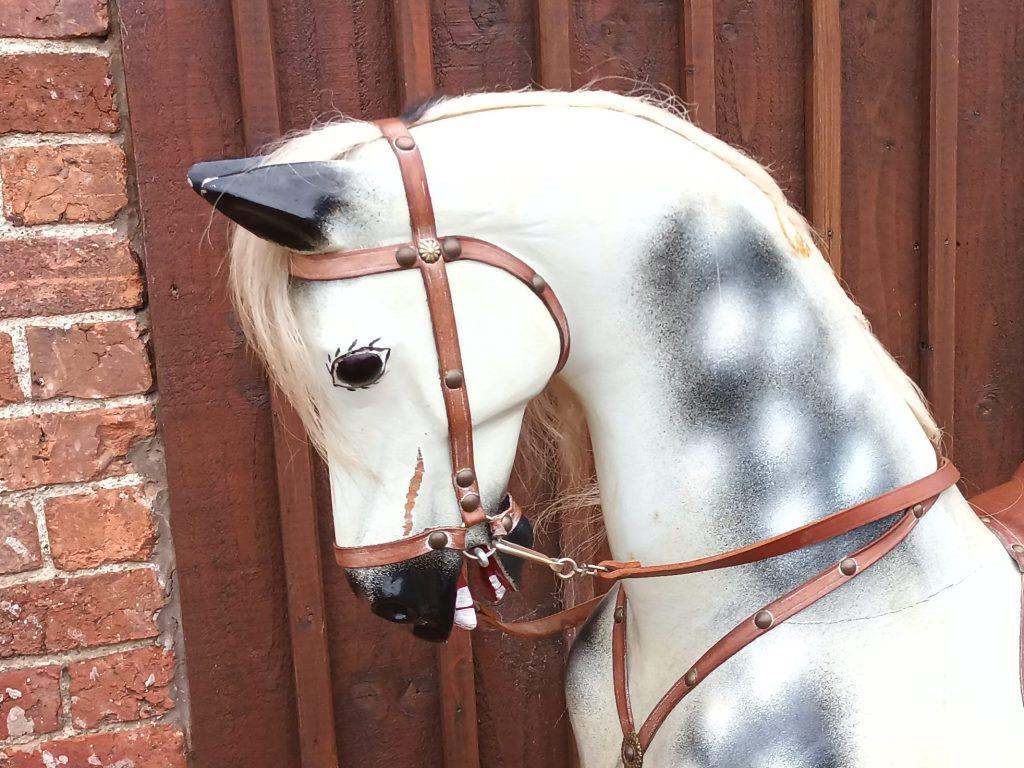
[288,117,1023,767]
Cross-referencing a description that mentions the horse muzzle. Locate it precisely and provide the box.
[345,548,464,641]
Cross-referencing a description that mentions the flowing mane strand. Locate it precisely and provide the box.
[227,90,939,538]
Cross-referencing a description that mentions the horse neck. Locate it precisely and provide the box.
[552,199,977,650]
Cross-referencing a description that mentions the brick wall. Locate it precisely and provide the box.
[0,2,187,766]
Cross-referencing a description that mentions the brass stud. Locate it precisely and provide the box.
[683,668,698,687]
[394,136,415,151]
[613,606,625,623]
[460,493,481,512]
[427,531,449,550]
[621,732,643,768]
[418,237,442,263]
[444,369,464,388]
[839,557,858,576]
[912,503,926,518]
[441,237,462,259]
[754,610,774,630]
[1012,544,1024,554]
[530,274,547,293]
[395,245,417,267]
[455,468,475,488]
[501,514,514,531]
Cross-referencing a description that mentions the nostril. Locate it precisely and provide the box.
[373,599,416,624]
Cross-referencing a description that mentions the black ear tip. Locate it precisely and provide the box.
[187,156,267,194]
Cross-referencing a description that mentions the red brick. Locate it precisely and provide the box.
[0,724,185,768]
[0,568,162,658]
[1,144,127,226]
[0,236,142,319]
[0,0,108,38]
[0,54,118,134]
[0,665,60,739]
[69,646,174,728]
[46,486,155,569]
[0,501,41,575]
[0,333,20,404]
[0,405,155,492]
[28,321,152,400]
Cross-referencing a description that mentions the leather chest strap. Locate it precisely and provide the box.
[376,118,485,527]
[613,490,945,759]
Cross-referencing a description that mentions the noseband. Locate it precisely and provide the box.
[289,118,569,567]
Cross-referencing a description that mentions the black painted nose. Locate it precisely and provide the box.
[346,549,462,642]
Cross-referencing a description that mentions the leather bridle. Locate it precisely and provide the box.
[288,116,1024,768]
[290,118,570,567]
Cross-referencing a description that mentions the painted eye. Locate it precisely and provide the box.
[327,341,390,390]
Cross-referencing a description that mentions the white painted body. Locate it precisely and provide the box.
[235,95,1023,766]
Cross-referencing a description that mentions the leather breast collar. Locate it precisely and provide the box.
[288,116,1024,766]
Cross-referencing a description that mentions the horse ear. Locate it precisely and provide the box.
[187,158,348,252]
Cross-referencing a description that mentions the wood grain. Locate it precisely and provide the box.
[231,2,341,766]
[437,630,481,768]
[953,1,1023,490]
[805,0,842,273]
[921,0,959,437]
[571,0,680,92]
[272,399,340,768]
[537,0,574,89]
[715,0,807,209]
[839,1,927,380]
[392,0,436,105]
[681,0,717,131]
[119,0,300,764]
[429,0,536,93]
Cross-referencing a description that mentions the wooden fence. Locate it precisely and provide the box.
[119,1,1023,766]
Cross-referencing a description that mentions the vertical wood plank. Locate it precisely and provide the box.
[954,1,1024,490]
[392,0,436,104]
[271,400,340,768]
[680,0,717,131]
[231,2,340,767]
[805,0,842,274]
[390,7,481,767]
[537,0,574,89]
[839,1,927,382]
[120,0,301,762]
[921,0,959,436]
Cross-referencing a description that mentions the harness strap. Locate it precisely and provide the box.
[477,460,959,637]
[597,458,959,581]
[613,491,942,764]
[291,118,570,561]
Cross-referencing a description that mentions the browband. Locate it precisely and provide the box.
[289,118,569,566]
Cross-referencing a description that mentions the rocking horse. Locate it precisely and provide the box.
[189,91,1024,766]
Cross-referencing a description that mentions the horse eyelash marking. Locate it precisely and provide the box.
[326,339,391,391]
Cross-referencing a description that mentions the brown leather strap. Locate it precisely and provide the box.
[473,594,605,638]
[290,236,570,372]
[614,490,945,754]
[374,118,486,527]
[611,588,635,738]
[293,119,573,567]
[968,460,1024,705]
[475,462,959,639]
[334,525,469,568]
[598,459,959,581]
